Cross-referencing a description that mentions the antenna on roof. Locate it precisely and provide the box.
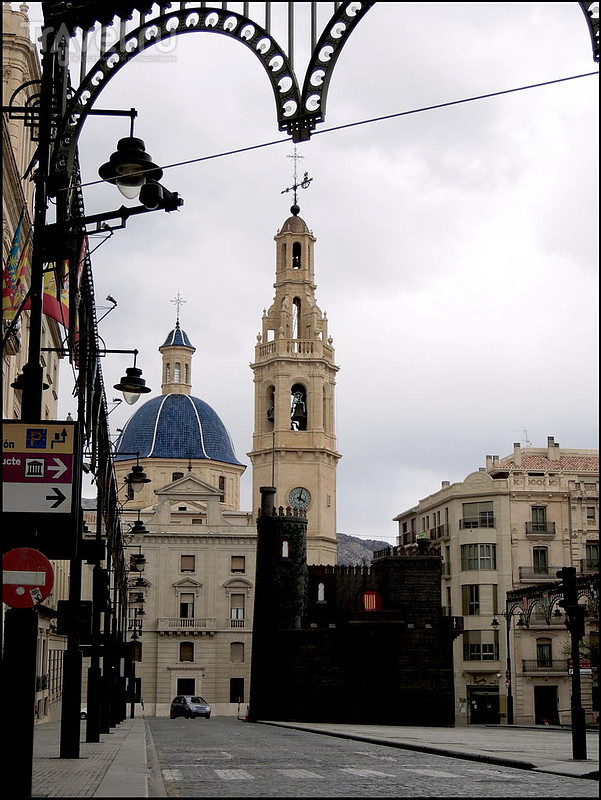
[521,428,532,448]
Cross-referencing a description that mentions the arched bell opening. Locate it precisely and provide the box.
[292,297,301,340]
[292,242,302,269]
[290,383,307,431]
[265,385,275,430]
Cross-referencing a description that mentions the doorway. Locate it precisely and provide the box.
[468,686,500,724]
[534,685,559,725]
[177,677,195,695]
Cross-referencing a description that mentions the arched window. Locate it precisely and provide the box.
[290,383,307,430]
[281,540,289,559]
[179,642,194,662]
[317,583,325,602]
[184,363,189,383]
[230,642,245,663]
[165,363,171,382]
[174,362,181,382]
[219,476,226,502]
[282,243,286,266]
[292,297,301,339]
[292,242,301,268]
[266,385,275,429]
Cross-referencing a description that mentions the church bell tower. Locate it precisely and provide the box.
[248,195,340,565]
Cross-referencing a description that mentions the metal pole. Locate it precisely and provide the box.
[506,613,514,725]
[570,627,587,760]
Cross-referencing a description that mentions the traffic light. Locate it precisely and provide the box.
[556,566,586,640]
[139,180,183,212]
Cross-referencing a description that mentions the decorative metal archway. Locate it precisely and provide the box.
[506,573,598,627]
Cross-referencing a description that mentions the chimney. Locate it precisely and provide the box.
[513,443,522,466]
[493,455,499,466]
[441,480,450,489]
[486,455,493,470]
[547,436,560,461]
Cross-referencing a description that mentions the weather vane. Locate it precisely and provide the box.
[171,292,186,325]
[281,146,313,209]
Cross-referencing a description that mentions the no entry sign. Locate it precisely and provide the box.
[2,548,54,608]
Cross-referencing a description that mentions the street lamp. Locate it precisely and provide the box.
[491,609,525,725]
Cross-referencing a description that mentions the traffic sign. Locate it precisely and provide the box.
[2,422,75,514]
[2,548,54,608]
[2,420,79,558]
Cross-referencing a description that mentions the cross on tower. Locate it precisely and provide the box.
[281,146,313,207]
[171,292,186,325]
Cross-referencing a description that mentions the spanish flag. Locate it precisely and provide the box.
[23,261,70,330]
[2,211,31,320]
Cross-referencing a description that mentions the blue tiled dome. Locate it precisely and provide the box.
[161,323,194,349]
[115,393,242,465]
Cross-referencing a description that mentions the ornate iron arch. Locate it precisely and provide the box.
[50,3,375,190]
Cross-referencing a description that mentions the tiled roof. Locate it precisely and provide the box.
[115,393,242,465]
[499,455,598,472]
[161,322,194,349]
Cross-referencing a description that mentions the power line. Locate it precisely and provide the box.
[72,70,597,192]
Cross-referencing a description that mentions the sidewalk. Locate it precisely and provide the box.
[30,717,598,797]
[261,721,600,780]
[31,717,162,798]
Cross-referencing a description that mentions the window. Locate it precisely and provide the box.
[165,363,171,382]
[180,593,194,619]
[585,542,599,571]
[531,506,547,531]
[461,544,497,570]
[536,638,552,668]
[461,501,494,529]
[230,642,244,663]
[174,362,181,382]
[231,556,245,574]
[172,472,184,481]
[179,642,194,663]
[180,555,195,573]
[462,585,480,616]
[184,364,189,383]
[230,677,245,703]
[133,642,142,663]
[230,594,245,626]
[586,507,596,522]
[462,630,499,661]
[533,547,549,575]
[219,476,226,502]
[461,585,498,616]
[317,582,325,602]
[281,540,289,559]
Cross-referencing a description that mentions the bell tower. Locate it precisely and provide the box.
[248,198,340,565]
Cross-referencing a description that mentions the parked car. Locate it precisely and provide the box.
[80,708,87,719]
[169,695,211,719]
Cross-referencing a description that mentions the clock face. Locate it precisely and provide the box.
[289,486,311,510]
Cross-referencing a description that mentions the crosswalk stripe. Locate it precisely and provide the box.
[276,769,325,779]
[215,769,255,780]
[162,769,183,781]
[341,767,396,777]
[402,768,461,778]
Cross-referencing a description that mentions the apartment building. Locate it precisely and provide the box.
[394,437,598,725]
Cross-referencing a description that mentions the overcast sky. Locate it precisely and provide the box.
[24,2,598,543]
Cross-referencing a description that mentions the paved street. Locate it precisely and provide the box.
[148,717,598,797]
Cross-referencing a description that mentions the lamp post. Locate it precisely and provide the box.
[491,608,525,725]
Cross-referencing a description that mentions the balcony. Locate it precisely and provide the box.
[518,566,562,582]
[525,521,556,536]
[521,659,568,674]
[430,524,450,541]
[580,558,599,573]
[157,617,217,633]
[230,618,246,629]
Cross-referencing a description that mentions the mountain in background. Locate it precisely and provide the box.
[337,532,391,566]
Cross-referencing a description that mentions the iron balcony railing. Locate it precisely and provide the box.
[580,558,599,573]
[525,521,556,535]
[521,659,569,673]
